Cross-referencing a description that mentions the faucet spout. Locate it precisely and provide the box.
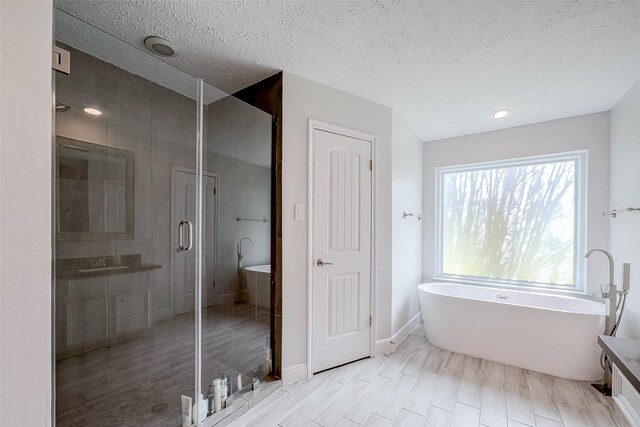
[585,248,614,285]
[238,237,252,262]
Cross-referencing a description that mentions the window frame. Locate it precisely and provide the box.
[434,151,587,293]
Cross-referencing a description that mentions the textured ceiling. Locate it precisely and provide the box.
[55,1,640,141]
[55,9,228,104]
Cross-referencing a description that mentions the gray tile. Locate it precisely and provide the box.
[373,373,418,421]
[365,413,394,427]
[479,380,507,427]
[458,366,484,408]
[424,406,452,427]
[451,402,480,427]
[431,368,462,412]
[402,370,439,416]
[392,409,424,426]
[226,335,630,427]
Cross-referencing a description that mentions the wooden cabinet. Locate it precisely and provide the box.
[65,297,108,348]
[111,289,150,337]
[56,271,152,361]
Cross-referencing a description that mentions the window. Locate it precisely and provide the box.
[436,152,586,290]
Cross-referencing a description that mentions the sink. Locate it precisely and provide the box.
[77,266,129,273]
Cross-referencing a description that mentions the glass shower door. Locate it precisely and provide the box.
[53,9,208,426]
[53,8,274,427]
[198,85,273,421]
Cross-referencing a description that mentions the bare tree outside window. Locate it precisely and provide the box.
[440,158,577,286]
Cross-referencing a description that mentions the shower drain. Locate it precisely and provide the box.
[150,403,168,413]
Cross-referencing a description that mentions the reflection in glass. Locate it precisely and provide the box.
[199,89,273,411]
[56,137,134,238]
[54,37,198,424]
[53,8,274,426]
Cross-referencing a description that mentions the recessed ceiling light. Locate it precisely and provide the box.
[83,107,103,116]
[492,109,510,119]
[144,36,177,57]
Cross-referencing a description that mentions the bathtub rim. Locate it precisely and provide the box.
[243,264,271,274]
[418,281,606,317]
[428,274,604,300]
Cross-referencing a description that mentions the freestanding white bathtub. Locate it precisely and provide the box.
[418,282,606,381]
[244,264,271,308]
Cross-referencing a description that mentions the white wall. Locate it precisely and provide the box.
[0,0,53,425]
[610,77,640,340]
[422,113,611,295]
[281,72,393,381]
[391,112,423,335]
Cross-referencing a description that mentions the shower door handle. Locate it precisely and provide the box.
[184,220,193,251]
[178,221,186,251]
[178,220,193,251]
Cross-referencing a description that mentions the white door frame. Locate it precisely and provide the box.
[307,119,376,378]
[170,165,219,316]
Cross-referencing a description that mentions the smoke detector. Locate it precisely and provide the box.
[144,36,177,57]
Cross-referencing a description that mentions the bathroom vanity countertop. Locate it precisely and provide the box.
[598,335,640,393]
[56,262,162,279]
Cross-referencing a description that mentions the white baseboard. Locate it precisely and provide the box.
[281,363,308,386]
[614,395,640,427]
[375,339,397,356]
[212,292,234,306]
[613,365,640,427]
[375,312,422,356]
[151,307,173,323]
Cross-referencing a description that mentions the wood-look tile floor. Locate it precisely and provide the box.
[56,302,270,427]
[230,327,630,427]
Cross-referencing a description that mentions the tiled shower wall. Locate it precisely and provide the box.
[56,45,271,321]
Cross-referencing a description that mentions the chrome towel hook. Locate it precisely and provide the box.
[403,212,424,220]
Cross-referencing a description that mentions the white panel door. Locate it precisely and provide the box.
[312,128,372,373]
[173,171,216,315]
[174,170,197,315]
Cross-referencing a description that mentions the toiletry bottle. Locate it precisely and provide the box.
[181,395,192,427]
[220,373,227,403]
[237,373,243,391]
[224,375,233,408]
[206,384,214,416]
[192,394,207,424]
[213,379,221,413]
[112,250,121,266]
[251,368,260,391]
[199,395,207,421]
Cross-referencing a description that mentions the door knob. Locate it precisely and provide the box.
[316,259,333,267]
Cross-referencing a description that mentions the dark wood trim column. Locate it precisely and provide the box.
[234,72,283,377]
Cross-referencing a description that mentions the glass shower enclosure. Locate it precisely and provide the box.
[53,8,273,426]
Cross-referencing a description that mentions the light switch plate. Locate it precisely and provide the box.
[294,204,305,221]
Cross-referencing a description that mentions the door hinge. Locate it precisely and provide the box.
[369,160,373,171]
[213,187,216,195]
[369,316,372,327]
[52,46,70,74]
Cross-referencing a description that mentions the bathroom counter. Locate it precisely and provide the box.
[598,335,640,394]
[56,262,162,279]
